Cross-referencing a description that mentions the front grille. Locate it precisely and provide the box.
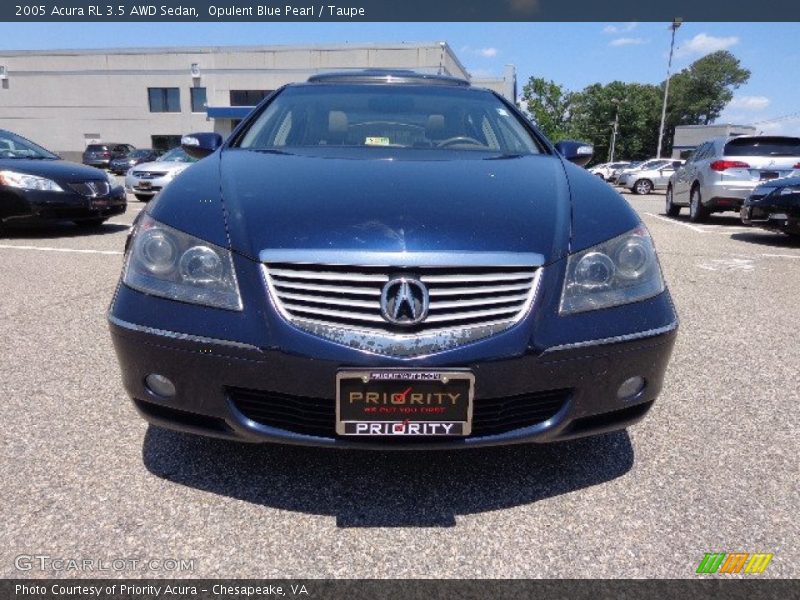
[229,387,570,440]
[67,181,110,197]
[132,171,166,178]
[263,262,540,355]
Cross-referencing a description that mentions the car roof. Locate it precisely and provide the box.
[306,69,471,87]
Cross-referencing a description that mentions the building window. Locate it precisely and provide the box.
[190,87,207,113]
[230,90,273,106]
[151,135,182,155]
[148,88,181,113]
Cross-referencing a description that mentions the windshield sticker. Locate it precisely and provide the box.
[365,137,390,146]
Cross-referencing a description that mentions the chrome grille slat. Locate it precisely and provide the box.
[270,268,389,283]
[278,292,377,310]
[423,305,521,323]
[421,272,535,283]
[428,282,532,296]
[262,260,541,356]
[273,280,382,296]
[429,293,529,310]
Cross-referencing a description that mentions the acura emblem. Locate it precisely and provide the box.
[380,277,429,326]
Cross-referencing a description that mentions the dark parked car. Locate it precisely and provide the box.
[109,148,159,175]
[740,175,800,238]
[109,70,677,449]
[82,143,136,168]
[0,129,126,228]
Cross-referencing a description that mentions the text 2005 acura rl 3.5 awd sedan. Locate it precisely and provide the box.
[108,71,678,449]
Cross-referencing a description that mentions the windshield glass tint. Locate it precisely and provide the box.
[236,85,543,154]
[158,148,196,162]
[0,130,58,159]
[724,137,800,157]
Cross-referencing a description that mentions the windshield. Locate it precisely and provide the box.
[129,149,152,158]
[638,160,668,170]
[157,148,196,163]
[234,84,544,155]
[0,130,58,159]
[724,137,800,157]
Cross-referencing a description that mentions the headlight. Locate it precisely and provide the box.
[123,214,243,311]
[0,170,64,192]
[560,225,664,315]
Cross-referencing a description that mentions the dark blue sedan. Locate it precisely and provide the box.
[108,71,677,449]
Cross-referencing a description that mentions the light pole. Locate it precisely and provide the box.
[656,18,683,159]
[609,98,620,163]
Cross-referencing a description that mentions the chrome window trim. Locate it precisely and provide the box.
[543,320,678,354]
[259,249,545,268]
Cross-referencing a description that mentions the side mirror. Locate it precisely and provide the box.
[181,132,223,159]
[554,140,594,167]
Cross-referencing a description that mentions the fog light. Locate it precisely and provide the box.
[617,376,645,400]
[145,373,176,398]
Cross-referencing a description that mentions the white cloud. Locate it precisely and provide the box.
[728,95,771,111]
[675,33,740,58]
[603,22,637,34]
[460,46,500,58]
[610,37,647,47]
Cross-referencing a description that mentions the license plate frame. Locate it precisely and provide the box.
[760,171,780,181]
[336,370,475,437]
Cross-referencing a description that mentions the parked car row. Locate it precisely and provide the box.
[594,134,800,238]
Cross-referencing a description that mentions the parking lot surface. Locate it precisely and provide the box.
[1,184,798,578]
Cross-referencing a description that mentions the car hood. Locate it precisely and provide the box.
[132,160,192,173]
[217,149,573,264]
[0,158,107,182]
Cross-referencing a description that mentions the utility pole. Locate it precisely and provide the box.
[609,99,620,162]
[656,18,683,159]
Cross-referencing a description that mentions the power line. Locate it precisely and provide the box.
[752,111,800,125]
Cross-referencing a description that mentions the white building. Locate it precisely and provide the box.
[0,43,516,160]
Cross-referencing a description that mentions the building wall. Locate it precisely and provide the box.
[0,43,503,161]
[672,124,756,158]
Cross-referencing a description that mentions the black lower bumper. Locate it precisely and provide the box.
[109,316,677,449]
[0,187,126,224]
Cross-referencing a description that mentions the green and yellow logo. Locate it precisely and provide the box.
[696,552,773,574]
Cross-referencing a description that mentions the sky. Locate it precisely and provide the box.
[1,21,798,134]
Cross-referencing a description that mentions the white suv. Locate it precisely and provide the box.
[666,135,800,222]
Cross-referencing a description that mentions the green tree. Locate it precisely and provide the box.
[520,77,575,141]
[661,50,751,151]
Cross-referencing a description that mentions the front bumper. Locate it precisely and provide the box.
[0,186,126,224]
[108,301,678,449]
[741,196,800,234]
[125,174,173,196]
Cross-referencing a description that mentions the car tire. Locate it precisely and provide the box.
[633,179,653,195]
[134,194,152,202]
[689,186,709,223]
[665,186,680,217]
[74,218,108,228]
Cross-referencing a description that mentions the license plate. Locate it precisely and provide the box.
[336,370,474,437]
[760,171,780,180]
[137,181,152,189]
[769,213,789,220]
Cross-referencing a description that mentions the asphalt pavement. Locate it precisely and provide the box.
[1,182,798,578]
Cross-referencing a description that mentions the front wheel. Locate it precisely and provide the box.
[633,179,653,195]
[689,187,709,223]
[665,187,680,217]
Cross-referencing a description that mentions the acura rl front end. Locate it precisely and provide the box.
[108,71,677,449]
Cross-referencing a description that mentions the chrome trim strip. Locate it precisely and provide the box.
[543,321,678,354]
[108,315,260,351]
[259,249,546,268]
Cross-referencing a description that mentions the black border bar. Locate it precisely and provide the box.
[2,579,799,599]
[3,0,800,22]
